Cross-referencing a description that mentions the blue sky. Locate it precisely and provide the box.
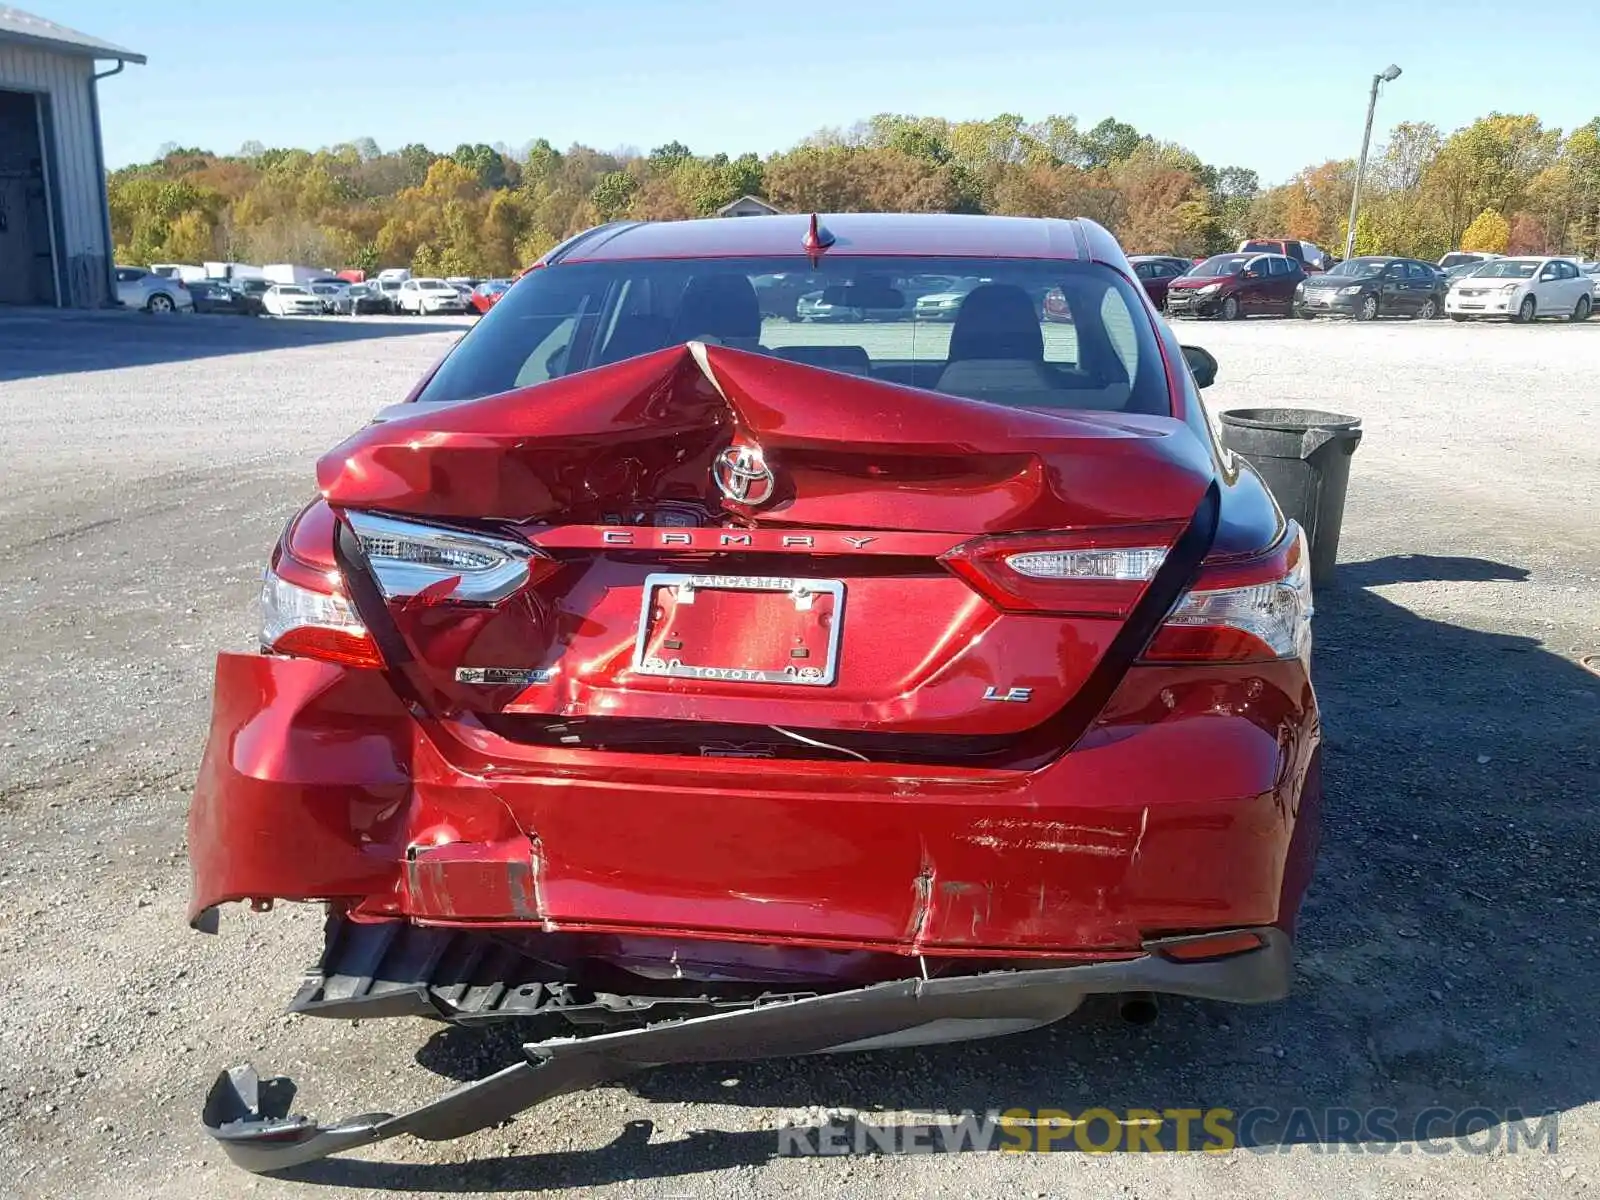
[42,0,1600,183]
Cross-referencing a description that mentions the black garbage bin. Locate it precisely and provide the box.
[1217,408,1362,586]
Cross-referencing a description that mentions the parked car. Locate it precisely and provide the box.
[397,277,469,315]
[309,281,354,315]
[1129,255,1193,309]
[345,283,393,314]
[1294,256,1447,321]
[1166,252,1305,319]
[261,284,326,317]
[468,279,512,315]
[1438,251,1503,271]
[795,286,910,322]
[232,278,273,304]
[1238,238,1333,272]
[1445,255,1595,322]
[188,212,1324,1174]
[187,279,263,316]
[911,276,987,320]
[114,266,193,313]
[370,277,406,309]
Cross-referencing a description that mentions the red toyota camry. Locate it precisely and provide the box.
[191,212,1322,1172]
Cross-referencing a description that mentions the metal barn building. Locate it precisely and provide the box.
[0,7,141,308]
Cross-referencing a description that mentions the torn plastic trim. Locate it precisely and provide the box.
[203,927,1289,1173]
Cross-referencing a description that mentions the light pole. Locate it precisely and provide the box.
[1344,63,1402,262]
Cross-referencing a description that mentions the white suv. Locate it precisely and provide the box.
[397,278,468,315]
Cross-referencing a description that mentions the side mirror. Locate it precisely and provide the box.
[1241,269,1260,280]
[1180,345,1217,389]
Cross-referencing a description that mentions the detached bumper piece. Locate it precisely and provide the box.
[289,915,817,1030]
[204,925,1290,1173]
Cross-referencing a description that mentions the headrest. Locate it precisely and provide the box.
[947,284,1045,362]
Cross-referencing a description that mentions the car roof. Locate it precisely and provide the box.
[554,213,1114,265]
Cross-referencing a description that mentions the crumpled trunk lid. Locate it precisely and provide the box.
[318,344,1217,748]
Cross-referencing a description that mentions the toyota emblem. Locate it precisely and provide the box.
[713,445,776,506]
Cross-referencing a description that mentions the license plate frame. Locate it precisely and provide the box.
[631,573,845,687]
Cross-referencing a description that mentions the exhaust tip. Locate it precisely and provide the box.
[1118,993,1160,1026]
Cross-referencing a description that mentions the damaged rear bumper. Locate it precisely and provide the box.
[205,925,1290,1173]
[189,651,1322,953]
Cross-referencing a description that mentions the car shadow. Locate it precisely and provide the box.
[0,310,472,381]
[283,552,1597,1189]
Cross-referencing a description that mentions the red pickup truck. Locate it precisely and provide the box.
[1239,238,1334,273]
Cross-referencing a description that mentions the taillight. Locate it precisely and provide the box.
[260,571,378,667]
[261,500,382,668]
[1141,526,1312,663]
[940,525,1185,618]
[344,510,551,602]
[259,505,552,667]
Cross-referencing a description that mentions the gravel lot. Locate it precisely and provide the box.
[0,310,1596,1199]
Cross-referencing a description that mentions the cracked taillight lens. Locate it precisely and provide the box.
[258,502,554,668]
[1141,526,1312,663]
[259,570,379,667]
[259,500,383,668]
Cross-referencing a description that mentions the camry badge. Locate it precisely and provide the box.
[713,445,775,506]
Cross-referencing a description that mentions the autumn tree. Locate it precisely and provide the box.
[1111,144,1206,253]
[1080,118,1143,169]
[101,107,1600,280]
[1460,209,1511,253]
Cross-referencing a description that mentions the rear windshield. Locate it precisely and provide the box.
[1240,240,1286,253]
[418,256,1168,416]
